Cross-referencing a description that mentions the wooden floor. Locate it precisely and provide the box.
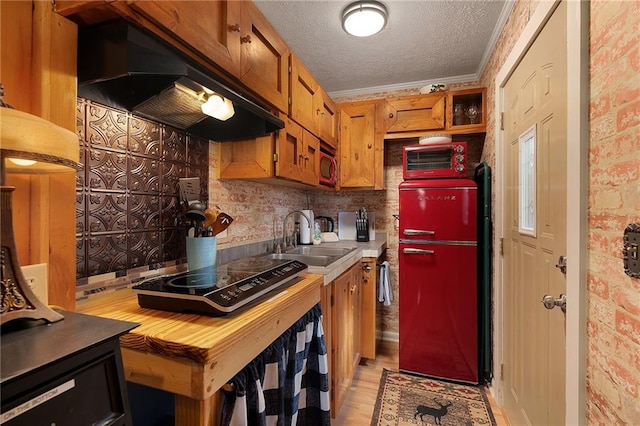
[333,341,510,425]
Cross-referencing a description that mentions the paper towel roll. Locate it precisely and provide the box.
[299,210,314,244]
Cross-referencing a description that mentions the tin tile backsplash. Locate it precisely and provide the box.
[76,99,208,279]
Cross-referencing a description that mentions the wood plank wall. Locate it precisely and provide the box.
[1,1,78,310]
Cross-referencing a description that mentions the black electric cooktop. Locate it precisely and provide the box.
[132,257,308,316]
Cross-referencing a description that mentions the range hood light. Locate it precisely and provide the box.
[201,94,235,121]
[8,158,38,167]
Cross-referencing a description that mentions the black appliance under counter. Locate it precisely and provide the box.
[1,311,139,426]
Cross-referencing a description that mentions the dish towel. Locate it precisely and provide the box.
[378,261,393,306]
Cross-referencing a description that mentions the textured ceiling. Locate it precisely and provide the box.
[254,0,511,97]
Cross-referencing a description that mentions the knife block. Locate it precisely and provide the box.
[356,219,370,242]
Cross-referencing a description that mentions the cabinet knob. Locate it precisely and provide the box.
[240,35,252,44]
[367,143,372,149]
[388,113,394,119]
[228,23,240,32]
[316,108,321,115]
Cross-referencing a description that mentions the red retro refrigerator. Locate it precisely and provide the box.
[398,178,478,383]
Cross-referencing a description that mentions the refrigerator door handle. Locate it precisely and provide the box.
[403,248,435,255]
[403,229,436,236]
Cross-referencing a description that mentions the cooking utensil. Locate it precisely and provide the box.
[186,209,206,236]
[212,213,234,236]
[203,208,218,229]
[189,201,206,211]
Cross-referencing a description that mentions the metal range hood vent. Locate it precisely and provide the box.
[77,21,284,141]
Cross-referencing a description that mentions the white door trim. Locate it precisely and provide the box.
[492,0,588,424]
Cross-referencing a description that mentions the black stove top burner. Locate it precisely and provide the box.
[132,256,308,316]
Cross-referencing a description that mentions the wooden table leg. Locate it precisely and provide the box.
[175,392,223,426]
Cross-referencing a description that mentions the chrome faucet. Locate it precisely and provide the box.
[275,210,311,253]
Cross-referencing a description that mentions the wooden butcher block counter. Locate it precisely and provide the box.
[76,272,323,426]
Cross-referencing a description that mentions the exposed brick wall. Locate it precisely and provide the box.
[207,141,308,249]
[586,0,640,423]
[475,0,640,423]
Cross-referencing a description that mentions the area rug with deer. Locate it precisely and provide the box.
[371,369,496,426]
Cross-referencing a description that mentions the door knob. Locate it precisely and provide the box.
[542,294,566,313]
[555,255,567,274]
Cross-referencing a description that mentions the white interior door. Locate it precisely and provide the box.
[502,1,567,424]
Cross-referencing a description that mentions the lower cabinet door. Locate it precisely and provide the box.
[320,282,333,415]
[332,267,351,415]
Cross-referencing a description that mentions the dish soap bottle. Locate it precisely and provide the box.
[312,221,322,245]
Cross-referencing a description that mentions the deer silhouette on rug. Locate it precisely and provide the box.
[415,398,453,425]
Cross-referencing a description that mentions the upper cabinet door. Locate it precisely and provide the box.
[289,54,321,136]
[276,116,305,182]
[239,1,289,113]
[339,104,377,189]
[301,129,319,186]
[384,92,446,134]
[318,88,338,150]
[128,0,242,76]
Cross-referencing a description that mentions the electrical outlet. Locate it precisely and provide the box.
[21,263,48,304]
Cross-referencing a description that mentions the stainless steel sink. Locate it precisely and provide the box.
[284,246,357,257]
[263,247,357,268]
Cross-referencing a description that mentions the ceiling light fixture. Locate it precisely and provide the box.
[342,1,388,37]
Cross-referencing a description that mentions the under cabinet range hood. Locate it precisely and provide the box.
[77,21,284,141]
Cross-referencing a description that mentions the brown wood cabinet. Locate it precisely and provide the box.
[337,100,392,190]
[350,264,362,373]
[319,283,332,413]
[446,88,487,133]
[385,92,446,134]
[330,262,362,417]
[276,116,319,186]
[289,54,321,135]
[360,257,382,359]
[65,0,290,113]
[218,114,319,187]
[218,134,275,179]
[127,0,242,76]
[239,1,289,112]
[289,55,338,150]
[318,87,339,150]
